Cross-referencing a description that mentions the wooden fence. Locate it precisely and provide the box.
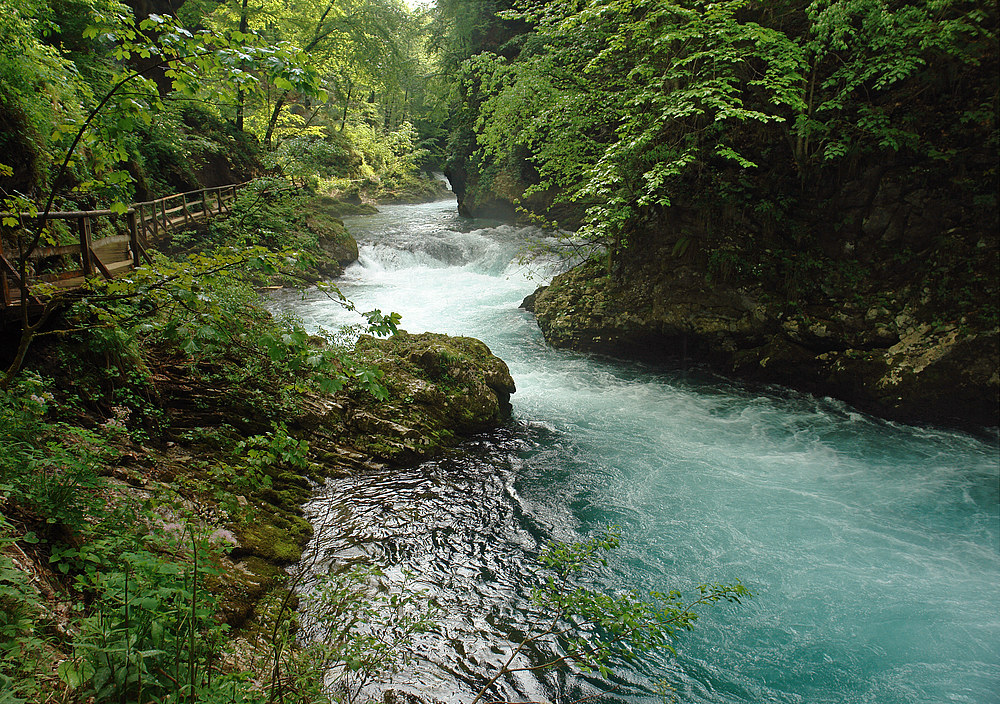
[132,182,244,243]
[1,183,245,311]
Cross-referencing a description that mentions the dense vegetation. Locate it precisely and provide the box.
[443,0,997,278]
[0,1,447,701]
[0,1,758,702]
[1,0,994,701]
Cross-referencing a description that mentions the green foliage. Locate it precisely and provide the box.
[295,566,436,704]
[59,534,224,703]
[472,527,751,703]
[0,373,271,704]
[67,247,392,415]
[234,422,310,491]
[448,0,997,266]
[0,0,324,213]
[797,0,995,165]
[467,0,808,248]
[0,517,45,699]
[0,373,112,532]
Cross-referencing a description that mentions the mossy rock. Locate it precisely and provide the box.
[310,194,378,217]
[231,505,312,565]
[213,555,287,627]
[337,331,516,464]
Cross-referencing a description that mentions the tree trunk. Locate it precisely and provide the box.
[263,92,289,148]
[340,82,353,131]
[235,0,250,132]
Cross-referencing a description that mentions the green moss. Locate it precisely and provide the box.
[233,505,312,565]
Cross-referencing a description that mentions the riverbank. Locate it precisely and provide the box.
[523,252,999,430]
[0,177,514,701]
[0,316,515,700]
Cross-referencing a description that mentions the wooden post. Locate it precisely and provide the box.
[0,238,20,306]
[201,189,209,221]
[78,216,93,276]
[127,209,140,267]
[182,194,190,224]
[0,239,8,307]
[143,203,153,239]
[160,198,168,232]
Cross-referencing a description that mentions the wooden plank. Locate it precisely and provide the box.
[93,234,131,248]
[89,249,114,280]
[29,244,82,258]
[138,239,153,266]
[35,268,86,283]
[0,253,22,279]
[3,209,125,220]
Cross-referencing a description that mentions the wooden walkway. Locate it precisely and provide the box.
[1,183,244,312]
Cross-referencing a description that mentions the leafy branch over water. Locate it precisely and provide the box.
[472,527,751,704]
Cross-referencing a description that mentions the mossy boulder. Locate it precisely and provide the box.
[531,257,998,428]
[338,331,516,464]
[531,258,767,364]
[310,193,379,217]
[302,197,361,278]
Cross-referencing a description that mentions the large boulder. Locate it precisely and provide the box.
[530,259,998,428]
[297,331,516,468]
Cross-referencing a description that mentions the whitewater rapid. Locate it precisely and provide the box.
[270,198,1000,704]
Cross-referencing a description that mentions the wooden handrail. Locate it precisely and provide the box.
[1,181,250,310]
[131,181,250,209]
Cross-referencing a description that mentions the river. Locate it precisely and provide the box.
[268,197,1000,704]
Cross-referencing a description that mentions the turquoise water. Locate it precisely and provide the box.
[273,199,1000,703]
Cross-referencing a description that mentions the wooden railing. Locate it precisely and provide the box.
[1,182,247,310]
[132,182,245,243]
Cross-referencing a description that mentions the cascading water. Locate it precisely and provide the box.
[269,198,1000,704]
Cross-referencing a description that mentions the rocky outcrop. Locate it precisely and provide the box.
[149,330,515,624]
[529,259,998,428]
[297,331,516,469]
[303,196,360,278]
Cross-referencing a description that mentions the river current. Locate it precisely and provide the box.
[269,197,1000,704]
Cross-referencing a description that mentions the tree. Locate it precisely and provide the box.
[469,0,808,254]
[0,5,324,388]
[447,0,996,270]
[200,0,411,147]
